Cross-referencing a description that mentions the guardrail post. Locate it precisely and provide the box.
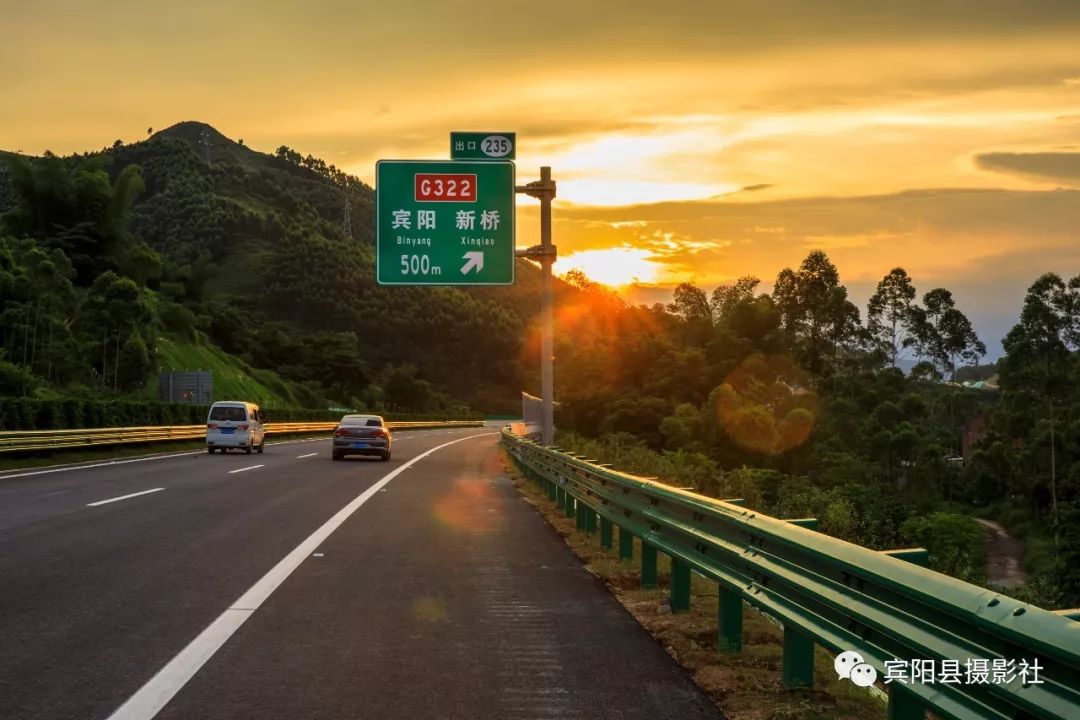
[671,558,691,612]
[781,625,815,688]
[576,502,587,530]
[641,541,658,588]
[548,480,558,502]
[564,492,575,518]
[585,507,597,534]
[887,684,926,720]
[555,485,564,506]
[600,516,613,549]
[717,586,742,651]
[619,526,634,560]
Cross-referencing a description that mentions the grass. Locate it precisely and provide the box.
[502,451,889,720]
[151,336,305,407]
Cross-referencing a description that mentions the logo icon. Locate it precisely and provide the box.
[835,650,864,679]
[836,649,878,687]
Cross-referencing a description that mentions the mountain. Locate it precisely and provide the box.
[0,121,568,413]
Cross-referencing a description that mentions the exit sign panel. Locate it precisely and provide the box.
[450,132,516,160]
[376,160,515,286]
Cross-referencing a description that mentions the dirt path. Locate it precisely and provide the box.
[975,519,1029,588]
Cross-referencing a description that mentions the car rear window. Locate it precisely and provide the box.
[209,406,247,421]
[341,417,383,427]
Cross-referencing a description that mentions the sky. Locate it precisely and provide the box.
[2,1,1080,357]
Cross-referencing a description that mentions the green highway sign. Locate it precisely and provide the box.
[451,132,516,160]
[376,160,515,286]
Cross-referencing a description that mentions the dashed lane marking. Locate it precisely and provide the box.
[86,488,165,507]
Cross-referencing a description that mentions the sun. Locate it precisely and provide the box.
[554,247,661,287]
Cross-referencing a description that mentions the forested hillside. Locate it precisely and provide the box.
[0,122,552,413]
[3,122,1076,604]
[551,258,1080,607]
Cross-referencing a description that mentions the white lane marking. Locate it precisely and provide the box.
[86,488,165,507]
[227,465,263,475]
[107,432,494,720]
[296,452,318,459]
[0,429,450,479]
[0,453,203,481]
[0,438,318,481]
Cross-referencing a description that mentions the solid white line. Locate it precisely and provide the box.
[227,465,263,475]
[0,429,456,479]
[0,437,325,480]
[0,452,203,481]
[296,452,318,459]
[86,488,165,507]
[106,432,492,720]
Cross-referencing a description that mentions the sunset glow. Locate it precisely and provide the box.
[555,248,662,288]
[3,2,1080,353]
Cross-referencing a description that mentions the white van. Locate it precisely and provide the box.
[206,401,265,454]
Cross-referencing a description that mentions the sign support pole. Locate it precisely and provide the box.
[516,167,557,444]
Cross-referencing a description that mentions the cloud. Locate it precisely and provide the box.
[526,187,1080,356]
[975,151,1080,185]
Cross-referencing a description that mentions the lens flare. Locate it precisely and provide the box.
[432,461,505,534]
[712,353,819,455]
[412,595,448,623]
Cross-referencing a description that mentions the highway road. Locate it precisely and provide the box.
[0,427,722,720]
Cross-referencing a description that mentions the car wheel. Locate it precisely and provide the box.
[381,450,390,462]
[207,447,215,454]
[257,440,265,454]
[245,444,253,455]
[332,451,342,461]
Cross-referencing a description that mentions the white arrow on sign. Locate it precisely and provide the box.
[461,251,484,275]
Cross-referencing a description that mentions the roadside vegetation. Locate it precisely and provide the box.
[0,123,537,420]
[551,260,1079,608]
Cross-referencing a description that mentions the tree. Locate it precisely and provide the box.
[771,251,859,376]
[668,282,712,346]
[116,330,151,391]
[2,155,147,284]
[911,289,985,379]
[867,268,918,367]
[900,512,986,582]
[669,282,711,322]
[998,273,1080,553]
[710,276,760,323]
[384,364,435,412]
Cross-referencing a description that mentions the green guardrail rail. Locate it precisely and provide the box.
[502,429,1080,720]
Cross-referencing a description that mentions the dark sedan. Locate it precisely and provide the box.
[331,414,392,461]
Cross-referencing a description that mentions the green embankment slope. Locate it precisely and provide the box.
[150,337,323,408]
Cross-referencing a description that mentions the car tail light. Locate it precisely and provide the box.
[207,423,218,429]
[373,429,387,437]
[334,427,347,436]
[238,424,249,430]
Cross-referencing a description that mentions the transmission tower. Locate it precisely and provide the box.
[343,195,353,239]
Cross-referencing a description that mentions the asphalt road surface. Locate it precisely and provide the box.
[0,427,722,720]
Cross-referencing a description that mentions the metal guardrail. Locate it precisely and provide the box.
[0,420,483,453]
[502,429,1080,720]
